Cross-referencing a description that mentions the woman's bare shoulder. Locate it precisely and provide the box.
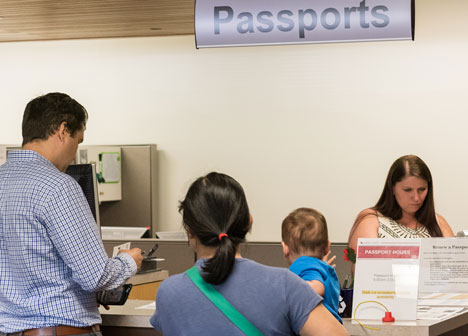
[436,213,455,237]
[356,208,380,224]
[348,208,380,249]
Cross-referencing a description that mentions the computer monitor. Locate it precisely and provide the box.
[457,230,468,237]
[65,163,101,236]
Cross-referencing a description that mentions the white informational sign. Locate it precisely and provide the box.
[195,0,414,48]
[353,238,420,320]
[419,238,468,293]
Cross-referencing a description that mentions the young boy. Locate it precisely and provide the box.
[281,207,342,323]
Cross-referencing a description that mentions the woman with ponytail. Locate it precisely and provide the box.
[150,172,347,336]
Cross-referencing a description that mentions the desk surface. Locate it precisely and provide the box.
[100,300,155,328]
[100,269,167,328]
[343,310,468,336]
[127,270,168,286]
[102,300,468,335]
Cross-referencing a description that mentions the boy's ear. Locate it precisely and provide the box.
[281,241,289,257]
[326,240,331,254]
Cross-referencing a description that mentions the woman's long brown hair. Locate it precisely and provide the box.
[349,155,442,241]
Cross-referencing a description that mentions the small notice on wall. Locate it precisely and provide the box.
[100,152,121,183]
[0,146,6,166]
[352,238,420,320]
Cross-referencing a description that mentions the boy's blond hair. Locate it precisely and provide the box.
[281,207,328,258]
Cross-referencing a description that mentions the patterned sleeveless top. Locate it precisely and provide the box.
[377,213,431,238]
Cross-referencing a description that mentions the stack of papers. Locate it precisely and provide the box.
[417,306,465,320]
[155,231,187,241]
[418,293,468,307]
[101,226,149,240]
[417,293,468,320]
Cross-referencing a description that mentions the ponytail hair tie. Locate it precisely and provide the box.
[218,233,228,241]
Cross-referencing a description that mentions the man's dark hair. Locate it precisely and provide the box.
[22,92,88,146]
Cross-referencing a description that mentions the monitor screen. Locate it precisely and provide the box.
[65,163,101,236]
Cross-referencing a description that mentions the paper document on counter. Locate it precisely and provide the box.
[156,231,187,240]
[419,238,468,293]
[136,302,156,310]
[418,293,468,307]
[417,306,465,320]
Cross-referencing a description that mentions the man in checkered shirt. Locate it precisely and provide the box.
[0,93,143,336]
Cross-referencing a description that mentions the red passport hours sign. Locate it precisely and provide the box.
[358,245,420,259]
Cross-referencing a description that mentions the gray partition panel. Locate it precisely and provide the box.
[240,242,350,287]
[104,240,194,276]
[103,240,350,286]
[239,242,288,268]
[99,145,158,236]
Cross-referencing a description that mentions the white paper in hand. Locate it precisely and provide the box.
[112,242,131,257]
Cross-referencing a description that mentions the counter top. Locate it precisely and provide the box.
[127,270,168,286]
[100,300,155,328]
[343,309,468,336]
[101,300,468,335]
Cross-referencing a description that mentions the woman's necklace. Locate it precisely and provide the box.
[399,217,420,230]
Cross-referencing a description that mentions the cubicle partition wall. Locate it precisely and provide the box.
[98,144,158,237]
[103,240,350,284]
[101,240,352,336]
[102,240,468,336]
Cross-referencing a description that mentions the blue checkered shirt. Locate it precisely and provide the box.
[0,150,137,333]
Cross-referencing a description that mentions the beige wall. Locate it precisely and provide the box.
[0,0,467,242]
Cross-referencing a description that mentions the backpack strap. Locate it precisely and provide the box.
[186,266,263,336]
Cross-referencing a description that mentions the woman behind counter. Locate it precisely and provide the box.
[348,155,454,250]
[151,172,347,335]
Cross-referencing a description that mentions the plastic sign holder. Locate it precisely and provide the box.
[352,238,420,320]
